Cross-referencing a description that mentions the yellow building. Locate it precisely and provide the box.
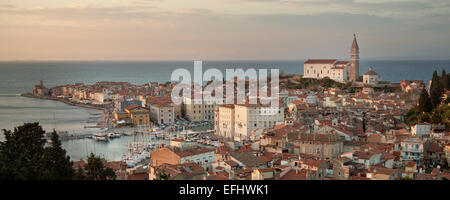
[124,104,151,125]
[403,161,417,180]
[183,96,221,122]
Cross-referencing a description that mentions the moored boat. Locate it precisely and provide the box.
[92,133,109,141]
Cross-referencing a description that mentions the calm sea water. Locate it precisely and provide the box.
[0,60,449,161]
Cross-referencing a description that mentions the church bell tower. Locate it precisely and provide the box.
[350,34,359,82]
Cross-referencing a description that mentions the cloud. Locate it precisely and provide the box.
[0,0,450,60]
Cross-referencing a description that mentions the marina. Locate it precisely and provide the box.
[61,123,216,165]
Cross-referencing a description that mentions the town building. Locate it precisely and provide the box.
[400,137,424,162]
[214,104,235,139]
[32,80,49,96]
[147,97,175,125]
[411,123,431,137]
[149,163,207,180]
[303,34,359,83]
[150,147,215,167]
[363,67,381,85]
[290,132,345,159]
[303,59,350,83]
[214,103,284,141]
[114,104,151,126]
[183,96,221,122]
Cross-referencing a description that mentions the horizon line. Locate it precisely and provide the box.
[2,58,450,62]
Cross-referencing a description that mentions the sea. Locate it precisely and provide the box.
[0,60,449,161]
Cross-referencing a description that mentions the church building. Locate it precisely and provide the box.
[303,34,360,83]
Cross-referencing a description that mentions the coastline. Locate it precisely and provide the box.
[19,93,108,139]
[20,93,105,110]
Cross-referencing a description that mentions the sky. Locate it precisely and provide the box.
[1,0,450,60]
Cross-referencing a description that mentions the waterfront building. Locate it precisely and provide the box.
[124,104,151,125]
[120,99,143,111]
[32,80,49,96]
[91,92,110,105]
[147,96,175,125]
[363,67,381,85]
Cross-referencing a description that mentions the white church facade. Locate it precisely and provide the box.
[303,59,350,83]
[303,34,360,83]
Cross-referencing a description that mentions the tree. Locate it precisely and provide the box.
[431,112,443,124]
[418,88,433,113]
[0,122,46,180]
[430,70,444,108]
[448,73,450,90]
[84,153,116,180]
[40,130,74,180]
[441,70,448,89]
[418,113,430,123]
[73,167,86,180]
[0,122,116,180]
[154,170,171,180]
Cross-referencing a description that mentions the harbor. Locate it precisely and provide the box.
[61,123,216,165]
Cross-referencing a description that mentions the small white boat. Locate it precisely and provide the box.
[107,132,121,139]
[92,133,109,141]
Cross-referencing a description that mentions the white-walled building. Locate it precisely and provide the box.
[234,104,284,141]
[303,34,360,83]
[363,67,381,85]
[147,97,175,125]
[215,104,235,139]
[411,123,431,137]
[214,103,284,141]
[183,95,223,122]
[303,59,350,83]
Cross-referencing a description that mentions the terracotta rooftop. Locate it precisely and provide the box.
[304,59,337,64]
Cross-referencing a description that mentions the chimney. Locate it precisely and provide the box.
[40,80,43,88]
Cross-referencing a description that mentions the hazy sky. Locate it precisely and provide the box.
[1,0,450,60]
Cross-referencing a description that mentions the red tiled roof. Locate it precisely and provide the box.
[279,169,307,180]
[125,104,139,111]
[350,176,370,180]
[128,173,148,180]
[335,61,349,65]
[304,59,337,64]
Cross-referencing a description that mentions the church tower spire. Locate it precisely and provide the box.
[350,34,360,82]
